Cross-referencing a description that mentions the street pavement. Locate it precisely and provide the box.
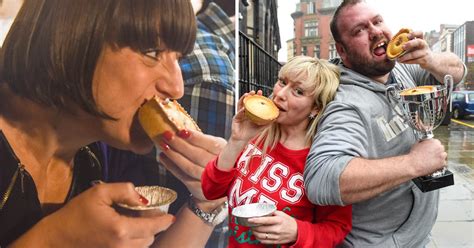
[427,120,474,248]
[427,166,474,248]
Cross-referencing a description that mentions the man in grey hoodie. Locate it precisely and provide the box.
[303,0,466,247]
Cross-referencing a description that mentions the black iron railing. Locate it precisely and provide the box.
[239,31,282,97]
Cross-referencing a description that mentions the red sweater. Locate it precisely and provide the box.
[202,142,352,248]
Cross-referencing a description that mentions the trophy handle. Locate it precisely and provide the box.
[416,75,455,191]
[427,74,454,134]
[385,85,405,118]
[443,74,454,112]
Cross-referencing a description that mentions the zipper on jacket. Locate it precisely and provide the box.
[83,146,102,171]
[0,163,24,211]
[0,131,27,211]
[20,163,25,193]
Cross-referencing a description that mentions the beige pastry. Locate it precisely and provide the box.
[138,96,201,142]
[243,95,279,125]
[387,28,411,60]
[400,86,436,96]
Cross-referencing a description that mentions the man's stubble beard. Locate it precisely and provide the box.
[343,43,395,78]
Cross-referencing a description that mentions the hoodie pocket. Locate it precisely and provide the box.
[392,184,438,248]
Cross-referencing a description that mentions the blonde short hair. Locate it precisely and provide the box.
[256,56,340,152]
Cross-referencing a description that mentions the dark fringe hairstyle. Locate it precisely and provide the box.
[0,0,196,118]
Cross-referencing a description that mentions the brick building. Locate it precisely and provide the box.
[289,0,341,60]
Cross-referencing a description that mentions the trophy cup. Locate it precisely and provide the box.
[386,75,454,192]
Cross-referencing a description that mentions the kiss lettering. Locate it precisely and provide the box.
[229,143,305,208]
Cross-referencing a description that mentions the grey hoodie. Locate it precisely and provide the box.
[304,59,439,248]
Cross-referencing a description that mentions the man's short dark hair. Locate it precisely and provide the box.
[1,0,196,118]
[330,0,364,43]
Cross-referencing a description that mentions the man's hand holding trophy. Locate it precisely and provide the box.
[386,75,455,192]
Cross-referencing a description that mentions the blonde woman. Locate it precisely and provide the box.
[201,56,352,247]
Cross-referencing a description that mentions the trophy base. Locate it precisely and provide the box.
[413,169,454,192]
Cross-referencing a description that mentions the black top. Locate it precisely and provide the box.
[0,130,103,246]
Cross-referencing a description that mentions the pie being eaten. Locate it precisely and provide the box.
[138,96,201,142]
[387,28,411,60]
[243,95,279,126]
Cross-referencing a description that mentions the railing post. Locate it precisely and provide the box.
[238,31,282,97]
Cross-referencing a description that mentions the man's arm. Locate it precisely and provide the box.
[304,103,447,205]
[340,139,446,204]
[304,103,368,206]
[420,52,465,84]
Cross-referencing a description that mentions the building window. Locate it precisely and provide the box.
[314,44,320,58]
[454,25,466,60]
[329,43,337,59]
[302,46,307,56]
[307,2,315,14]
[304,20,318,37]
[322,0,342,9]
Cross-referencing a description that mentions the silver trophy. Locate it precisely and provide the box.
[386,75,454,192]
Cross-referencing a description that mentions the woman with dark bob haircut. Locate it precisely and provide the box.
[0,0,224,247]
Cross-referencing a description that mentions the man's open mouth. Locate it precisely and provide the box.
[373,41,387,56]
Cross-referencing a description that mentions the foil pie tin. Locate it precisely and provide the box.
[232,203,277,227]
[116,186,177,217]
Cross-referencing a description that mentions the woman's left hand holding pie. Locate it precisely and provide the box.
[157,129,226,208]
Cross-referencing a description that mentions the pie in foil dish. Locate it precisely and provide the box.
[116,186,177,217]
[243,95,279,125]
[386,28,411,60]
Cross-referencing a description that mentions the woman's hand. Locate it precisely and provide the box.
[158,129,226,209]
[248,211,298,245]
[16,183,174,248]
[230,90,269,143]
